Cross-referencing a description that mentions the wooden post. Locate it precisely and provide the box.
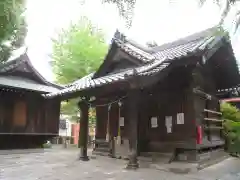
[126,90,139,169]
[78,100,89,161]
[109,103,118,158]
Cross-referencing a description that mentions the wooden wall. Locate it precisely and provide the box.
[94,64,223,152]
[140,67,196,151]
[0,90,60,135]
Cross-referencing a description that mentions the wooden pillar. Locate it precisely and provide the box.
[95,106,108,140]
[109,103,119,158]
[126,90,139,169]
[95,106,101,140]
[78,100,89,161]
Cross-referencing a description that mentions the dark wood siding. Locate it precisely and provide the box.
[0,91,61,135]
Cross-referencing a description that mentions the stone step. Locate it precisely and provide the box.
[95,142,110,148]
[92,150,109,157]
[94,147,110,153]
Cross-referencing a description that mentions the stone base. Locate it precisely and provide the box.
[79,156,89,161]
[126,162,139,170]
[198,150,229,170]
[139,149,229,173]
[149,155,230,174]
[176,148,228,163]
[93,139,111,157]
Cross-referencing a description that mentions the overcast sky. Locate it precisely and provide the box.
[25,0,240,82]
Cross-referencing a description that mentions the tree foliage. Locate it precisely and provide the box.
[103,0,240,31]
[101,0,136,28]
[221,102,240,155]
[221,102,240,122]
[51,17,108,122]
[51,17,108,84]
[0,0,27,62]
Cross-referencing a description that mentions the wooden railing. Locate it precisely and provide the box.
[203,109,222,115]
[203,108,223,141]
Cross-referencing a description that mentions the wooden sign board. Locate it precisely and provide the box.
[166,126,172,133]
[151,117,158,128]
[119,117,124,127]
[165,116,172,127]
[177,113,184,124]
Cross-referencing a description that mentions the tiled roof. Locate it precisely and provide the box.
[0,50,63,90]
[65,73,95,88]
[45,26,225,99]
[114,26,220,63]
[217,85,240,93]
[152,38,208,60]
[44,61,170,98]
[114,39,156,62]
[0,53,26,73]
[0,76,60,93]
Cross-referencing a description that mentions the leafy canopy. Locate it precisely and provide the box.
[51,17,108,85]
[221,102,240,154]
[51,17,108,122]
[221,102,240,122]
[0,0,27,62]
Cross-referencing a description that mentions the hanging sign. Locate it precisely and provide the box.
[177,113,184,124]
[151,117,158,128]
[119,117,124,127]
[165,116,172,127]
[167,126,172,133]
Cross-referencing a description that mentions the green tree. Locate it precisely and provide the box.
[0,0,27,62]
[51,17,108,122]
[103,0,240,31]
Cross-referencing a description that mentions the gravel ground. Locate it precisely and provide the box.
[0,148,239,180]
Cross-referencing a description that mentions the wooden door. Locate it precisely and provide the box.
[13,101,27,127]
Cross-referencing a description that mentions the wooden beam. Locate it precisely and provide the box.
[204,118,223,122]
[203,109,222,115]
[193,88,214,100]
[202,37,223,63]
[204,126,223,130]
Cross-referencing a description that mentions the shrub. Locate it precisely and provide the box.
[221,102,240,122]
[221,102,240,155]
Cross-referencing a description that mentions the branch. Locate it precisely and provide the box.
[219,0,231,25]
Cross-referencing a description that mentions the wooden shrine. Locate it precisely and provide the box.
[0,50,63,149]
[45,26,239,168]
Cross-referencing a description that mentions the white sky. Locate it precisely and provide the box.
[25,0,240,82]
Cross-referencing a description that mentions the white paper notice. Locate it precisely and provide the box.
[165,116,172,127]
[151,117,158,128]
[177,113,184,124]
[119,117,124,127]
[167,126,172,133]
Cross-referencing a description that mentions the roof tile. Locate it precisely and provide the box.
[45,26,224,98]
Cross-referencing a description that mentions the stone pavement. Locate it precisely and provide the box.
[0,148,239,180]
